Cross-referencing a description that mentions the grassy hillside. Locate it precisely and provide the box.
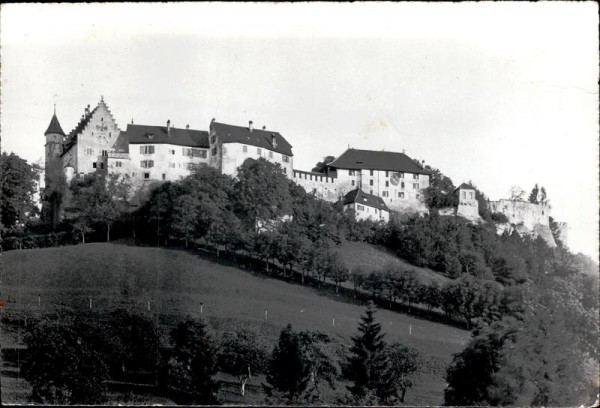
[337,241,450,286]
[1,243,469,405]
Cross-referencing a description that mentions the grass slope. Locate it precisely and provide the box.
[1,243,469,405]
[338,241,450,286]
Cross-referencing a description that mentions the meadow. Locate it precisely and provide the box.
[1,243,470,405]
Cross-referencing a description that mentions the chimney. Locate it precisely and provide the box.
[249,120,254,133]
[211,118,215,123]
[131,118,134,124]
[167,119,171,137]
[262,125,266,130]
[186,124,190,130]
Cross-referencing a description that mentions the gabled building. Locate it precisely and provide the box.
[341,188,390,222]
[293,148,431,214]
[43,98,212,189]
[120,122,209,185]
[209,120,294,177]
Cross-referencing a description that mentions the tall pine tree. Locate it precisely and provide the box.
[344,301,389,400]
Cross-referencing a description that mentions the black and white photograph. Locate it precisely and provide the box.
[0,2,598,406]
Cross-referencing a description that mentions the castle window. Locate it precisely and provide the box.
[349,170,355,176]
[99,163,104,169]
[168,163,176,168]
[140,145,155,154]
[310,175,313,181]
[132,172,136,177]
[192,148,207,158]
[182,148,192,156]
[369,180,374,186]
[413,183,419,189]
[398,192,405,198]
[85,148,94,155]
[212,147,217,156]
[370,189,373,195]
[143,172,150,179]
[282,155,289,163]
[413,174,419,180]
[385,181,389,187]
[269,151,273,158]
[140,160,154,168]
[162,174,166,180]
[351,180,355,186]
[115,161,122,168]
[399,172,405,178]
[357,204,364,211]
[102,150,108,157]
[401,181,405,189]
[92,162,97,168]
[243,145,248,153]
[462,192,466,199]
[385,171,389,177]
[469,192,474,199]
[370,170,374,176]
[382,191,389,197]
[169,149,175,155]
[257,148,262,155]
[211,135,216,144]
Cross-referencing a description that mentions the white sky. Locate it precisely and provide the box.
[1,2,598,260]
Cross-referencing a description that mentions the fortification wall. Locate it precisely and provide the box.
[488,199,555,247]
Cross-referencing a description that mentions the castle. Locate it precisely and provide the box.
[44,97,430,214]
[44,97,565,246]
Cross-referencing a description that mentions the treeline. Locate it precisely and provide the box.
[18,303,418,405]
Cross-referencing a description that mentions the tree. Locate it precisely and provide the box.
[528,183,540,204]
[21,319,109,404]
[349,266,368,299]
[166,319,220,404]
[0,152,41,233]
[171,193,200,247]
[70,173,131,242]
[107,309,160,376]
[444,318,518,406]
[218,329,269,396]
[422,167,458,210]
[384,342,419,403]
[311,155,336,173]
[234,158,292,231]
[266,325,340,402]
[344,301,389,400]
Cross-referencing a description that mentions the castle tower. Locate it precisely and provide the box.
[43,106,66,228]
[44,106,65,172]
[454,183,481,222]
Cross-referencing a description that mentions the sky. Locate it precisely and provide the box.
[1,2,598,260]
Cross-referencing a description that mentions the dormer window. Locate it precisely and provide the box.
[271,135,277,149]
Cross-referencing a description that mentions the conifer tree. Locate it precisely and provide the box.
[344,301,389,400]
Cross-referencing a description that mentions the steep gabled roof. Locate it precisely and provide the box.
[61,103,100,156]
[211,121,293,157]
[44,113,65,136]
[123,124,209,148]
[342,188,389,212]
[328,148,431,175]
[454,183,475,193]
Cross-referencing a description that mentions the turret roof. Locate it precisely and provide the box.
[44,113,65,136]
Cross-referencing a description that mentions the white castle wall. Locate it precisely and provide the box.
[488,199,556,246]
[220,142,293,178]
